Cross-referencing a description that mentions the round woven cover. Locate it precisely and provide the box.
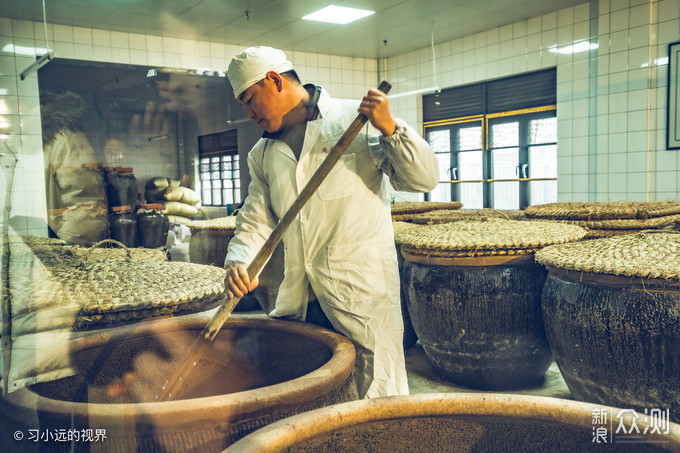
[524,201,680,221]
[553,214,680,230]
[18,245,226,327]
[582,229,637,239]
[68,245,168,262]
[409,209,526,225]
[28,240,168,263]
[398,219,586,257]
[535,231,680,280]
[390,201,463,221]
[393,221,421,245]
[187,216,237,231]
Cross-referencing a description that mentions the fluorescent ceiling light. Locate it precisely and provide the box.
[2,44,51,57]
[303,5,374,25]
[548,41,598,54]
[389,86,440,99]
[641,56,668,67]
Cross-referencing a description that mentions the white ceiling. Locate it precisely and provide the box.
[1,0,588,59]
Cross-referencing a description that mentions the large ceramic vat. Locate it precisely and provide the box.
[537,231,680,423]
[399,219,586,390]
[225,393,680,452]
[0,314,357,452]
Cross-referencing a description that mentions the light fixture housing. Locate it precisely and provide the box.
[303,5,374,25]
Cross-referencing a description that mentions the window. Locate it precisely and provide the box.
[423,69,557,210]
[198,130,241,206]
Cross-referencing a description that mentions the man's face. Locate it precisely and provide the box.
[237,77,284,133]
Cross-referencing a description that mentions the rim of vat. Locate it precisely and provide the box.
[1,314,356,429]
[224,393,680,452]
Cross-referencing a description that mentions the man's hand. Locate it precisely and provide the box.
[224,264,259,299]
[358,88,398,137]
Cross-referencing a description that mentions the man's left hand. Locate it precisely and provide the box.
[358,88,398,137]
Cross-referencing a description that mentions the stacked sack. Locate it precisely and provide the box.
[145,177,202,224]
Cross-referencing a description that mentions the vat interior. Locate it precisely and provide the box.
[291,415,667,453]
[29,326,332,404]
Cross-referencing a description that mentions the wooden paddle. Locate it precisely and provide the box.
[158,80,391,401]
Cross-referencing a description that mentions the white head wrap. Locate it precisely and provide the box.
[227,46,294,99]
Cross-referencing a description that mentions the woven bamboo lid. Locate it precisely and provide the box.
[535,231,680,280]
[28,240,168,264]
[409,208,527,225]
[524,201,680,220]
[390,201,463,221]
[552,214,680,230]
[187,216,237,232]
[16,240,225,327]
[393,221,421,245]
[398,218,586,258]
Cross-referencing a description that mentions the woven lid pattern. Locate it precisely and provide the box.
[391,200,463,216]
[187,216,237,231]
[27,239,168,263]
[12,239,225,327]
[524,201,680,220]
[552,213,680,230]
[409,209,527,225]
[535,231,680,280]
[392,221,421,245]
[397,218,586,257]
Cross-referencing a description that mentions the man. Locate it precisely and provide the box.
[224,46,438,398]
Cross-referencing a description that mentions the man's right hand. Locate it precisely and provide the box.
[224,264,259,299]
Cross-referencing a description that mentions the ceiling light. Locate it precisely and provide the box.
[389,86,440,99]
[303,5,374,25]
[2,44,50,56]
[641,56,668,68]
[547,41,598,54]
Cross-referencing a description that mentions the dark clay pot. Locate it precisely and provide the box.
[0,314,357,452]
[396,245,418,350]
[542,267,680,422]
[403,253,553,390]
[225,393,680,452]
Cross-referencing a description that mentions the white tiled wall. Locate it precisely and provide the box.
[387,0,680,202]
[0,18,377,236]
[2,0,680,235]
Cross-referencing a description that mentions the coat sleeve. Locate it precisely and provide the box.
[371,118,439,193]
[224,146,279,271]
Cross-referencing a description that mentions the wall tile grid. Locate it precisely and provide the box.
[387,0,680,202]
[0,17,377,234]
[2,0,680,233]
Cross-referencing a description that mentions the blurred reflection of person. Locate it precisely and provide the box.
[41,91,108,246]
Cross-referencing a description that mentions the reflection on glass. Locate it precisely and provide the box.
[529,144,557,178]
[529,137,557,206]
[461,183,483,209]
[490,122,518,148]
[492,148,518,179]
[428,130,450,153]
[530,117,557,144]
[493,181,519,209]
[436,154,450,181]
[429,183,451,202]
[459,151,483,209]
[459,126,482,150]
[460,150,482,180]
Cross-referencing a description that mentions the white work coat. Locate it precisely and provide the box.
[226,87,439,398]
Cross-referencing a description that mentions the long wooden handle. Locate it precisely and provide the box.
[158,81,391,401]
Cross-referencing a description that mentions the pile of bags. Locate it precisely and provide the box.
[145,177,202,224]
